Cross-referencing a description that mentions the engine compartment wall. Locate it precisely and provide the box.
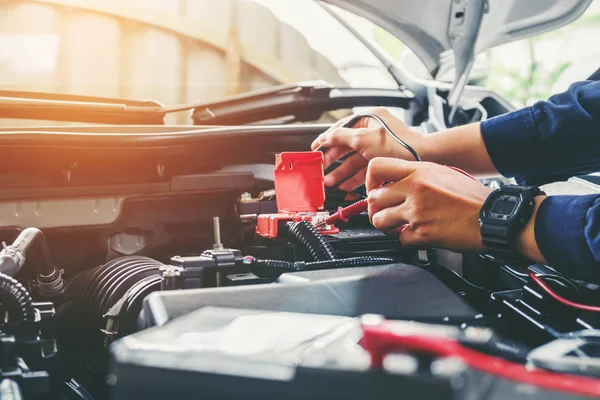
[0,191,248,278]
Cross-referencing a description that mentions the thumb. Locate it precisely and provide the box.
[366,158,420,192]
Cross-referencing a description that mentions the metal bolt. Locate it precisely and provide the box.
[361,314,384,326]
[213,217,224,249]
[240,192,252,201]
[160,265,182,291]
[157,163,166,178]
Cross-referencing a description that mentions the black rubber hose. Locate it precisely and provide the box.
[0,379,23,400]
[247,256,394,278]
[286,220,336,261]
[61,256,163,350]
[0,272,35,323]
[0,228,54,277]
[66,256,163,318]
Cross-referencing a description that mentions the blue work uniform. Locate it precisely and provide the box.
[481,67,600,281]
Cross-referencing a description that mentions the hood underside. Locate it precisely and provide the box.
[324,0,593,73]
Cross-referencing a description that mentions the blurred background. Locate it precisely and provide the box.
[1,0,599,126]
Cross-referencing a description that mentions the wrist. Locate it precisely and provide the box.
[415,133,439,163]
[417,129,463,165]
[515,195,548,263]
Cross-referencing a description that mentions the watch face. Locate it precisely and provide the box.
[489,195,519,220]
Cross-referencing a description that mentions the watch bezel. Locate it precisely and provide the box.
[480,188,530,227]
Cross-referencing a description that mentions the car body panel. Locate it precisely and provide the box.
[325,0,593,72]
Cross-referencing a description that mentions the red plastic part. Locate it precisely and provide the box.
[361,319,600,398]
[256,214,306,239]
[324,199,368,226]
[274,152,325,213]
[256,152,333,238]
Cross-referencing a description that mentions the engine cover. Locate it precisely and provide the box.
[138,263,475,329]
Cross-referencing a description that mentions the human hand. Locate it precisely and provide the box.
[311,108,425,192]
[366,158,492,251]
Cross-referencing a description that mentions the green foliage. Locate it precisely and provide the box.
[485,8,599,107]
[487,38,572,106]
[570,13,600,29]
[373,26,405,59]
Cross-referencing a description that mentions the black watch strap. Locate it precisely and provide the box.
[481,224,514,256]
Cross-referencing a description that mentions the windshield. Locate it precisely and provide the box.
[0,0,398,126]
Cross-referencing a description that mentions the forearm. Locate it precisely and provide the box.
[419,123,500,176]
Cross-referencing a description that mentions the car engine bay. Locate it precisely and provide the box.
[0,127,599,399]
[1,0,599,396]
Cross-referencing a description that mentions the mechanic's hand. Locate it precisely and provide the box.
[366,158,492,251]
[311,108,424,192]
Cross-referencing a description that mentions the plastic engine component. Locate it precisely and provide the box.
[61,256,163,350]
[138,263,476,329]
[256,152,338,238]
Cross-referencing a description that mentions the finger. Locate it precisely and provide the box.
[370,203,410,232]
[311,136,323,150]
[311,131,335,150]
[312,115,357,150]
[398,225,426,247]
[324,153,368,187]
[349,108,392,129]
[337,167,368,192]
[330,114,355,130]
[323,146,354,170]
[320,127,369,149]
[366,158,420,193]
[347,115,371,129]
[367,183,408,217]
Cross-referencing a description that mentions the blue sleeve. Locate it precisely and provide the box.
[480,80,600,186]
[480,75,600,279]
[535,195,600,282]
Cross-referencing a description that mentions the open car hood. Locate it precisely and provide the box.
[324,0,593,73]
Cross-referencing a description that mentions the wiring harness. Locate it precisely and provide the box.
[247,220,395,278]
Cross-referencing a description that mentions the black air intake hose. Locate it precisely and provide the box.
[0,272,35,323]
[286,220,336,261]
[61,256,163,349]
[246,256,394,278]
[0,379,23,400]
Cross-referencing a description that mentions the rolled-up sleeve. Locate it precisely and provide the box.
[535,195,600,281]
[480,80,600,185]
[480,78,600,280]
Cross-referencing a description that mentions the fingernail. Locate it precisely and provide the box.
[324,176,333,186]
[398,224,409,233]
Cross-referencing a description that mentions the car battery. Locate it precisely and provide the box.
[112,307,593,400]
[246,215,410,263]
[110,308,453,400]
[245,151,410,264]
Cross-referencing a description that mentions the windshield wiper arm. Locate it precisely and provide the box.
[0,79,414,126]
[0,90,167,125]
[0,83,342,125]
[190,81,413,125]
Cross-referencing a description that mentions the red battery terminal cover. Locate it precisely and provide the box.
[256,151,338,238]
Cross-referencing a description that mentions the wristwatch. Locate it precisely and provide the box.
[479,185,545,259]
